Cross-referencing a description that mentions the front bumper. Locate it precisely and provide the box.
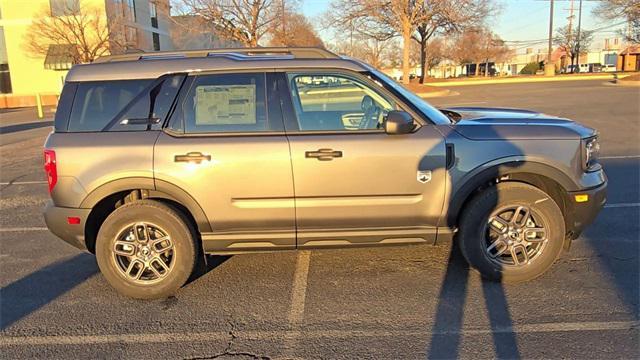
[43,200,91,250]
[565,180,607,239]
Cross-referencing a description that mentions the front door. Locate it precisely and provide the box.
[154,72,295,251]
[281,72,447,247]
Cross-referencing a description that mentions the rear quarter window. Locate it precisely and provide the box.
[67,79,152,132]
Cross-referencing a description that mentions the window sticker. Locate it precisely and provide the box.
[195,85,256,125]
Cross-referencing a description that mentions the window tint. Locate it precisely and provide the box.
[53,82,77,132]
[179,73,270,134]
[106,74,185,131]
[68,79,152,132]
[288,74,394,131]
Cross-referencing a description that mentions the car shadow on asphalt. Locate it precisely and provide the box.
[426,244,521,359]
[0,253,98,330]
[185,254,232,285]
[0,121,53,134]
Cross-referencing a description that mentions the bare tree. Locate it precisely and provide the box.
[554,25,594,72]
[447,31,475,76]
[331,34,393,69]
[593,0,640,43]
[476,31,510,77]
[328,0,431,84]
[24,1,118,64]
[412,0,491,83]
[447,28,509,77]
[180,0,277,47]
[423,38,445,75]
[269,10,324,47]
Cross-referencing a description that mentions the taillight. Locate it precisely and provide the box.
[44,149,57,193]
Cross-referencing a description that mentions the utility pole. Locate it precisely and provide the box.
[575,0,583,72]
[545,0,555,76]
[565,0,575,72]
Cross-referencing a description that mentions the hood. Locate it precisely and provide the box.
[443,107,596,140]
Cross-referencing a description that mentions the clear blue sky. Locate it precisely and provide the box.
[301,0,626,53]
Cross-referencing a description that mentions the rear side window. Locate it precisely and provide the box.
[174,73,273,134]
[106,74,186,131]
[53,82,77,132]
[68,79,152,132]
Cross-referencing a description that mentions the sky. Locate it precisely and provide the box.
[300,0,627,53]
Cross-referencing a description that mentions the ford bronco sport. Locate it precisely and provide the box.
[43,48,607,299]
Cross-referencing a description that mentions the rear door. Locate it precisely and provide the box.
[154,72,296,251]
[280,72,447,247]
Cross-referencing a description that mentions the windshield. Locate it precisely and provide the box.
[366,68,452,125]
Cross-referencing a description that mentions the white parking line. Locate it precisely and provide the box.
[288,250,311,325]
[600,155,640,160]
[0,181,47,185]
[282,250,311,358]
[605,203,640,208]
[1,320,636,346]
[0,227,48,232]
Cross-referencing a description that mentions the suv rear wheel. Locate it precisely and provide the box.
[96,200,197,299]
[458,182,565,283]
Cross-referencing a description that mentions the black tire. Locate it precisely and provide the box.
[458,182,565,283]
[96,200,197,299]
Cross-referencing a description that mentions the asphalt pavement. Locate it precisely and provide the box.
[0,79,638,359]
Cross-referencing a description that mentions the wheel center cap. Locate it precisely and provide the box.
[141,247,150,256]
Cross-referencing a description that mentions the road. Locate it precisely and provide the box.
[1,79,638,359]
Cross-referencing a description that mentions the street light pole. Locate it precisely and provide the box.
[545,0,555,76]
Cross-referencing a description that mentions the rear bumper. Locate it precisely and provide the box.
[43,200,90,250]
[565,180,607,239]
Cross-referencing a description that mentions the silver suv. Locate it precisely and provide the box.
[43,48,607,298]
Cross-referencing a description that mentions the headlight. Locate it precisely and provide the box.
[582,136,600,170]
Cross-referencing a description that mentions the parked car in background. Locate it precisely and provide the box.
[589,63,603,73]
[602,64,617,72]
[564,64,591,73]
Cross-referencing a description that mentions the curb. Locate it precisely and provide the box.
[426,75,618,87]
[416,89,458,98]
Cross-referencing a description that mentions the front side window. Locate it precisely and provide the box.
[176,73,271,134]
[287,74,395,131]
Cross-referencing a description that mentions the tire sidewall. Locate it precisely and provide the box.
[96,201,196,299]
[459,183,565,283]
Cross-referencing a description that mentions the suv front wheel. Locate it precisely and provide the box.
[96,200,197,299]
[458,182,565,283]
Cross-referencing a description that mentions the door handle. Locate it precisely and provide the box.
[305,148,343,161]
[174,152,211,164]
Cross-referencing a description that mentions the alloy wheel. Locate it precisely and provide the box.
[112,222,175,284]
[484,205,549,267]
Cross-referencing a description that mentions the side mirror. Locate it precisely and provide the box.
[384,111,415,135]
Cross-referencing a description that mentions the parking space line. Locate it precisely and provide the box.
[0,181,47,185]
[282,250,311,358]
[600,155,640,159]
[0,227,48,232]
[1,320,636,346]
[605,203,640,208]
[288,250,311,326]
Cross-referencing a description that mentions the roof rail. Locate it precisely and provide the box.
[94,47,340,63]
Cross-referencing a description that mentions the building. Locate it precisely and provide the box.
[618,45,640,72]
[170,15,239,50]
[0,0,172,107]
